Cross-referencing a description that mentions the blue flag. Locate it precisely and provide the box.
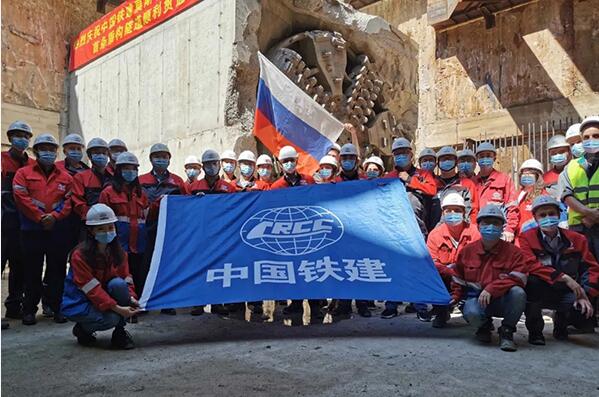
[139,179,450,310]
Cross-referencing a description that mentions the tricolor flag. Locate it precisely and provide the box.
[253,52,345,174]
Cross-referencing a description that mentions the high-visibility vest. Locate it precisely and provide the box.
[567,158,599,225]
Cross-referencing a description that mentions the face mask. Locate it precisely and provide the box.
[95,230,117,244]
[11,137,29,151]
[458,162,474,174]
[477,157,494,168]
[341,159,356,172]
[91,153,109,168]
[520,174,536,186]
[240,164,254,177]
[222,162,235,173]
[185,168,200,179]
[204,164,220,177]
[258,168,271,178]
[37,151,57,166]
[538,215,559,230]
[394,154,410,168]
[479,224,503,241]
[582,139,599,154]
[283,161,296,173]
[366,170,380,179]
[550,153,568,165]
[319,168,333,179]
[121,170,138,183]
[66,150,83,163]
[571,143,584,158]
[110,152,123,162]
[439,159,456,171]
[152,158,170,170]
[444,212,464,226]
[420,161,435,172]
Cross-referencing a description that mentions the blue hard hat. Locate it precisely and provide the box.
[476,142,497,155]
[392,137,412,152]
[457,148,476,159]
[418,148,436,159]
[436,146,457,158]
[477,204,506,223]
[340,143,358,156]
[7,121,33,137]
[531,195,560,213]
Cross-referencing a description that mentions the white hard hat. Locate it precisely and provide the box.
[7,121,33,137]
[87,137,108,150]
[115,152,139,166]
[580,116,599,132]
[256,154,273,166]
[441,192,465,209]
[238,150,256,163]
[221,150,237,161]
[279,145,298,159]
[520,159,544,174]
[33,133,59,148]
[565,123,581,140]
[184,155,201,166]
[319,155,338,168]
[363,156,384,170]
[63,133,85,147]
[328,143,341,153]
[547,135,569,150]
[108,138,127,149]
[85,203,118,226]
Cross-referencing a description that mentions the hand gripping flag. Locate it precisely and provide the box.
[253,52,345,175]
[139,179,451,310]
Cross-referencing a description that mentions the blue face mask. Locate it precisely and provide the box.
[394,154,410,168]
[222,162,235,173]
[240,164,254,177]
[479,224,503,241]
[366,170,380,179]
[478,157,494,168]
[444,212,464,226]
[571,143,584,158]
[95,230,117,244]
[66,150,83,163]
[319,168,333,179]
[91,153,109,168]
[258,168,271,178]
[12,137,29,151]
[204,164,220,177]
[152,158,170,170]
[121,170,138,183]
[185,168,200,179]
[37,151,57,166]
[420,161,435,172]
[439,159,456,171]
[583,139,599,154]
[538,215,559,230]
[550,153,568,165]
[341,159,356,172]
[458,162,474,173]
[520,174,536,186]
[283,161,296,173]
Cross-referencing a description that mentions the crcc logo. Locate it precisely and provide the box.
[240,206,344,256]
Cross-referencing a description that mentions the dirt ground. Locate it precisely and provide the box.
[2,286,598,397]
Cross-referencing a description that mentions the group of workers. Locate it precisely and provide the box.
[1,117,598,351]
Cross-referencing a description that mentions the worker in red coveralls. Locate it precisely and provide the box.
[426,192,480,328]
[543,135,571,199]
[451,204,530,352]
[473,142,518,243]
[61,204,139,350]
[12,133,73,326]
[139,143,187,316]
[517,195,598,345]
[1,121,35,329]
[381,137,437,320]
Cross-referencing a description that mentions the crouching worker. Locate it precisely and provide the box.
[517,195,598,345]
[451,204,529,351]
[61,204,139,349]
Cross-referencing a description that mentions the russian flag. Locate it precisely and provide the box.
[253,52,345,175]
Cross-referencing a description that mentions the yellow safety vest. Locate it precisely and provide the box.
[567,158,599,225]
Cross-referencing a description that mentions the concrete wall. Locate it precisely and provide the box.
[68,0,237,174]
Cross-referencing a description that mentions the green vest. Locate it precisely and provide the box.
[567,158,599,225]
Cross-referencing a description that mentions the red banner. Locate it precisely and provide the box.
[69,0,202,71]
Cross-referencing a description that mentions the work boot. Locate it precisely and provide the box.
[432,310,451,329]
[42,304,55,318]
[111,326,135,350]
[381,308,397,319]
[4,308,23,320]
[160,308,177,315]
[72,323,96,347]
[282,300,303,315]
[53,312,68,324]
[498,325,517,352]
[527,332,546,346]
[190,306,205,316]
[22,313,37,326]
[211,304,230,317]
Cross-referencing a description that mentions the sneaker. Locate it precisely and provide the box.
[22,313,37,326]
[381,308,397,319]
[53,312,68,324]
[111,326,135,350]
[432,311,450,328]
[42,304,55,318]
[160,308,177,315]
[72,323,96,346]
[282,301,303,315]
[416,310,432,322]
[190,306,205,316]
[528,333,546,345]
[475,327,492,343]
[498,326,517,352]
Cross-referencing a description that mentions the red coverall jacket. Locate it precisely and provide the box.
[55,159,89,177]
[12,162,73,229]
[426,222,480,280]
[71,168,113,220]
[473,169,519,234]
[270,173,315,189]
[139,171,188,222]
[189,178,236,195]
[384,166,437,197]
[517,228,599,298]
[2,150,35,228]
[451,239,530,301]
[434,175,480,223]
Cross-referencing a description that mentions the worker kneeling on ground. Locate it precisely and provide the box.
[61,204,139,349]
[517,195,598,345]
[451,204,529,352]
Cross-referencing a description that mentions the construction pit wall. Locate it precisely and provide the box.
[66,0,419,173]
